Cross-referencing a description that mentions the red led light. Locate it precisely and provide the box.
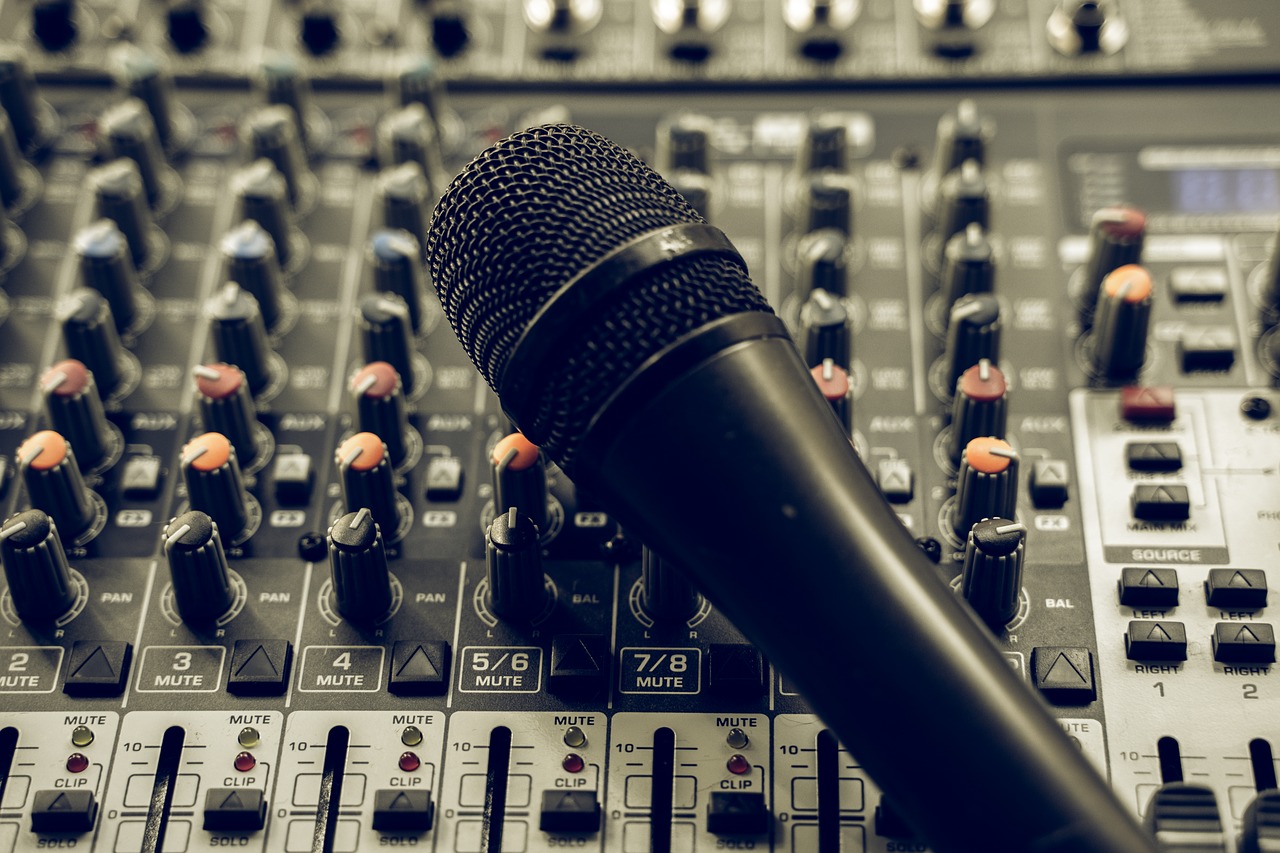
[66,753,90,774]
[726,754,751,776]
[562,753,585,774]
[398,751,421,772]
[233,752,256,772]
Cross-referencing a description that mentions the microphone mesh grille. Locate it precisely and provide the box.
[428,124,772,470]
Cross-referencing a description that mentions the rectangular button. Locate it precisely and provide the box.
[1205,569,1267,609]
[1169,267,1227,302]
[1131,485,1191,522]
[1126,442,1182,472]
[1213,622,1276,664]
[424,456,464,501]
[1121,386,1176,422]
[120,456,162,500]
[1126,621,1188,661]
[1118,567,1179,608]
[1178,327,1237,372]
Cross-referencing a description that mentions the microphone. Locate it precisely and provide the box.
[427,124,1156,853]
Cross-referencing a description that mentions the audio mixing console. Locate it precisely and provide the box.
[0,1,1278,851]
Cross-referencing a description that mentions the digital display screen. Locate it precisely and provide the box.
[1171,168,1280,214]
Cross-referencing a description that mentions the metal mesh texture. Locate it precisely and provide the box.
[427,124,772,472]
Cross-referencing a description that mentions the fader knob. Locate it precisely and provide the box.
[359,294,416,397]
[351,362,410,469]
[243,106,310,209]
[41,360,113,472]
[657,114,712,175]
[98,99,169,209]
[941,222,995,309]
[335,433,402,543]
[32,1,78,53]
[61,289,129,398]
[960,517,1025,631]
[491,433,548,535]
[162,510,234,625]
[1078,204,1145,322]
[937,160,989,243]
[485,507,545,621]
[0,47,52,152]
[799,288,849,367]
[17,431,98,542]
[369,230,427,333]
[1048,0,1127,55]
[810,359,852,434]
[642,545,702,622]
[75,218,144,332]
[796,229,848,298]
[300,1,342,56]
[88,161,154,271]
[1240,790,1280,853]
[181,433,252,543]
[930,99,988,187]
[801,172,852,235]
[208,284,272,395]
[949,359,1007,465]
[111,45,181,153]
[220,220,286,333]
[944,292,1001,396]
[0,510,77,622]
[328,508,394,624]
[259,55,316,152]
[1090,264,1152,381]
[377,162,432,252]
[377,104,445,183]
[953,437,1019,538]
[167,0,211,53]
[234,160,295,268]
[194,364,261,467]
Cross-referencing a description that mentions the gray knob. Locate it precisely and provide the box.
[0,109,29,209]
[377,103,444,183]
[642,545,702,622]
[369,230,427,334]
[377,162,432,252]
[60,289,128,399]
[0,46,54,152]
[801,171,851,235]
[208,284,272,395]
[799,288,849,368]
[243,106,310,208]
[75,217,144,331]
[796,229,848,299]
[221,220,286,333]
[88,161,153,270]
[658,114,712,175]
[941,222,995,309]
[233,159,295,267]
[944,292,1001,396]
[359,294,416,396]
[937,159,989,244]
[111,44,181,152]
[258,54,315,151]
[486,507,545,622]
[163,510,235,624]
[930,99,989,188]
[0,509,76,622]
[98,98,168,208]
[328,508,394,623]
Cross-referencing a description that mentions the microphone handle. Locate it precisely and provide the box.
[574,312,1156,853]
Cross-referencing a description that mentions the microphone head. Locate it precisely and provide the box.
[428,124,772,473]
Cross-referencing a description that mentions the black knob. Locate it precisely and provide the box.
[930,99,988,188]
[642,544,702,622]
[1078,204,1145,323]
[0,108,30,209]
[328,508,394,623]
[796,229,848,299]
[359,293,416,397]
[88,161,155,271]
[335,432,402,543]
[429,3,471,57]
[915,0,994,57]
[243,106,310,209]
[1048,0,1127,55]
[941,223,995,309]
[111,44,181,153]
[953,437,1019,538]
[937,159,989,244]
[40,360,113,473]
[485,507,545,621]
[167,0,211,53]
[233,159,296,268]
[221,220,286,333]
[377,162,432,253]
[1090,264,1152,381]
[810,359,852,434]
[0,509,76,622]
[658,114,712,175]
[98,99,169,209]
[208,284,273,395]
[801,172,852,235]
[351,362,410,469]
[944,292,1001,396]
[32,0,78,52]
[960,517,1025,631]
[949,359,1007,465]
[797,114,851,172]
[669,171,712,221]
[377,103,444,184]
[181,432,252,543]
[17,431,98,542]
[490,432,548,536]
[1240,789,1280,853]
[60,289,130,398]
[300,1,342,56]
[258,54,316,152]
[75,218,144,334]
[799,288,849,367]
[0,47,53,152]
[162,510,234,624]
[194,363,262,468]
[369,230,427,334]
[391,56,446,131]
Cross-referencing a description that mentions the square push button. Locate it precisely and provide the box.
[1131,485,1191,522]
[1205,569,1267,609]
[272,453,314,504]
[1118,567,1179,608]
[1126,621,1188,662]
[1213,623,1276,664]
[1029,460,1070,508]
[876,459,913,504]
[709,643,766,697]
[707,791,770,836]
[120,456,163,500]
[63,641,132,697]
[1121,386,1176,422]
[539,790,601,833]
[1178,327,1237,372]
[388,640,450,696]
[1031,647,1096,704]
[203,788,267,831]
[424,456,464,502]
[1169,267,1228,302]
[1126,442,1183,472]
[30,790,98,833]
[227,640,293,696]
[549,634,609,697]
[372,789,435,832]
